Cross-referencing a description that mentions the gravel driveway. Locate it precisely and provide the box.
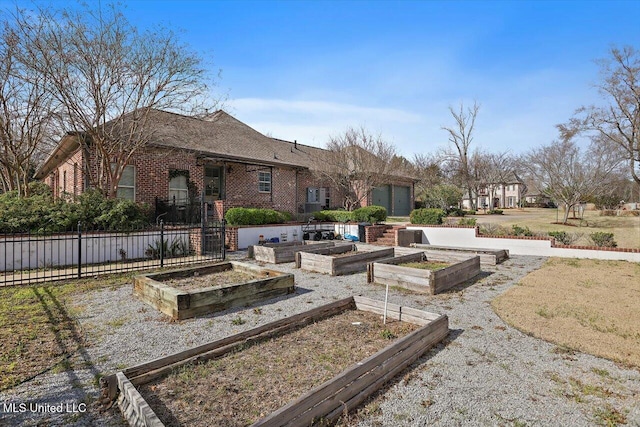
[1,249,638,426]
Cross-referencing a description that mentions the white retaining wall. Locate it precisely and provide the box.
[406,226,640,262]
[236,223,360,250]
[0,230,189,272]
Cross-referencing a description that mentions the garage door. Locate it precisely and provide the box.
[393,185,411,216]
[372,185,391,214]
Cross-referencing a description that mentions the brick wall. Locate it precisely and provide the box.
[47,149,84,198]
[364,225,388,243]
[42,145,370,220]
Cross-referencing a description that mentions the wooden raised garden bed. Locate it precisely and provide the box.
[133,262,295,320]
[101,296,448,427]
[297,246,395,276]
[250,240,344,264]
[368,252,481,294]
[409,243,509,265]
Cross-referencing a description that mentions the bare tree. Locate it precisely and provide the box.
[15,3,218,198]
[412,153,443,204]
[563,46,640,195]
[524,135,621,223]
[473,150,514,208]
[315,126,397,211]
[0,14,57,195]
[441,101,480,209]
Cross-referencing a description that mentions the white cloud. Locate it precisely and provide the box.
[227,97,426,152]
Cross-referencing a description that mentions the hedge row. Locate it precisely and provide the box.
[0,184,151,232]
[313,206,387,223]
[224,207,292,226]
[409,208,446,225]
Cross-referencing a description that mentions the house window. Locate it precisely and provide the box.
[307,187,330,207]
[116,165,136,201]
[169,173,189,205]
[73,163,78,196]
[258,171,271,193]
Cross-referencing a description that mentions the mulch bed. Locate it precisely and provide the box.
[138,309,418,426]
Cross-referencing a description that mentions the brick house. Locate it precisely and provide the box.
[35,110,415,220]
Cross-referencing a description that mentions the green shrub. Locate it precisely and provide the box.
[487,209,503,215]
[458,218,477,226]
[224,207,288,226]
[511,224,533,237]
[313,210,353,222]
[95,199,151,230]
[548,230,581,245]
[463,210,477,215]
[589,232,617,248]
[410,208,445,225]
[0,188,151,232]
[352,206,387,223]
[446,207,465,217]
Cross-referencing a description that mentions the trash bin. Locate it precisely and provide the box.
[357,222,370,243]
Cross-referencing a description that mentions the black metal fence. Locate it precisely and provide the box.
[154,197,203,225]
[0,221,225,287]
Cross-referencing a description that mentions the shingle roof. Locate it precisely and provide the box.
[36,109,416,182]
[148,109,326,169]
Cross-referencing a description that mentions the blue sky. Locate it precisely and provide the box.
[8,0,640,157]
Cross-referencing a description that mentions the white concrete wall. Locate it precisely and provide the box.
[406,226,640,262]
[236,223,360,249]
[0,230,189,272]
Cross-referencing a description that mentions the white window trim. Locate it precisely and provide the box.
[258,171,272,193]
[116,165,136,201]
[169,173,189,205]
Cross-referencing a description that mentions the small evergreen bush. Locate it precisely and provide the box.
[547,231,584,245]
[410,208,445,225]
[445,207,466,217]
[224,207,289,226]
[313,210,353,222]
[458,218,477,226]
[487,209,503,215]
[511,224,533,237]
[589,232,617,248]
[352,206,387,223]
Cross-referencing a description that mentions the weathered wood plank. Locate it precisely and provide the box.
[369,255,481,295]
[125,299,356,386]
[410,244,508,264]
[255,314,448,426]
[354,296,442,322]
[300,247,394,276]
[323,317,448,423]
[252,241,337,264]
[108,297,448,427]
[102,297,356,397]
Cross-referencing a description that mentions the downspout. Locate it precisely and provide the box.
[295,169,299,219]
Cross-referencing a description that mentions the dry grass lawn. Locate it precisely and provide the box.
[493,258,640,367]
[475,208,640,249]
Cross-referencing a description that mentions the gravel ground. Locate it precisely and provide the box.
[1,248,639,427]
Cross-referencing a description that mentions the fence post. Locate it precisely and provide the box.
[77,221,82,279]
[222,219,226,260]
[160,220,165,268]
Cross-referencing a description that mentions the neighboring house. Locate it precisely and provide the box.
[462,180,525,210]
[35,110,415,220]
